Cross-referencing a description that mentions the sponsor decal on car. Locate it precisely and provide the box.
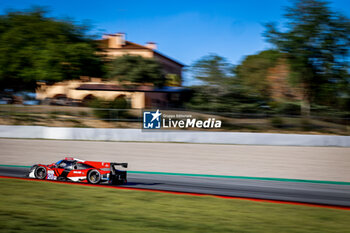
[47,170,56,180]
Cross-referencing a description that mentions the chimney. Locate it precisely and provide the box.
[145,42,157,50]
[108,33,125,48]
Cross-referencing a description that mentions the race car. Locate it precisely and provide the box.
[28,157,128,184]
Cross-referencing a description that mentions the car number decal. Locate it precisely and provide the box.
[47,170,56,180]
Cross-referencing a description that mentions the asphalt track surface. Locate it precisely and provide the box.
[1,166,350,208]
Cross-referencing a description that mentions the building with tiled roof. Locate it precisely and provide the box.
[36,33,188,109]
[99,33,184,82]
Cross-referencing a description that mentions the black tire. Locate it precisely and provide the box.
[87,169,101,184]
[34,166,47,179]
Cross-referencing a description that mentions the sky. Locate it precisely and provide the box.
[0,0,349,85]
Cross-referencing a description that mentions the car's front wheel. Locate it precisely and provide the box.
[34,166,47,179]
[87,169,101,184]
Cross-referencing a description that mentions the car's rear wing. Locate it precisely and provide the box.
[110,163,128,181]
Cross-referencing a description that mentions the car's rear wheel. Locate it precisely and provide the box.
[87,169,101,184]
[34,166,47,179]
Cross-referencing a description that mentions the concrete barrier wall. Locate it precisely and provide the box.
[0,125,349,147]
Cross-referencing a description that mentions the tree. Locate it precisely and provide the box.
[107,55,165,87]
[189,55,232,110]
[191,54,232,86]
[0,7,104,91]
[235,50,281,99]
[264,0,350,115]
[165,74,181,87]
[187,54,266,113]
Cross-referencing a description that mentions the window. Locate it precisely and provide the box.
[57,160,74,170]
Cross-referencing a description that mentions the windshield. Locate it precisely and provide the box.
[55,160,63,165]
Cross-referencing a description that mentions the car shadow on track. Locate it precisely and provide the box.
[121,182,163,186]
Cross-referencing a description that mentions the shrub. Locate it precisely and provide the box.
[89,98,130,120]
[270,117,284,128]
[270,102,301,115]
[300,118,313,131]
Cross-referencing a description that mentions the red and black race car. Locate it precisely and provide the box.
[28,157,128,184]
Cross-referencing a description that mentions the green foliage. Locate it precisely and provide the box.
[235,50,281,99]
[270,117,285,128]
[2,178,350,233]
[107,55,164,87]
[264,0,350,113]
[186,86,267,114]
[270,102,301,115]
[187,54,268,113]
[191,54,233,85]
[300,118,313,131]
[165,74,181,86]
[0,7,104,91]
[89,98,130,120]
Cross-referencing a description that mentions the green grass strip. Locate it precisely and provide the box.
[1,178,349,233]
[1,164,349,185]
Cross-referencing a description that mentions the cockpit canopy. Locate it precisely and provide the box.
[55,160,94,170]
